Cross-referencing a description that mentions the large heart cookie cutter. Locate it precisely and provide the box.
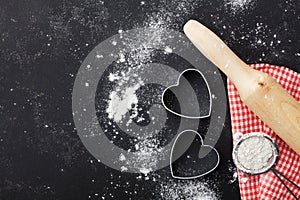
[161,68,212,119]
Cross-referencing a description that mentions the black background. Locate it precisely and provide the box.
[0,0,299,199]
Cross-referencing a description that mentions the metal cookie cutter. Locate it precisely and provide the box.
[161,68,212,119]
[170,130,220,179]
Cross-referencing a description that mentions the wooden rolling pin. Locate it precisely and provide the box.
[183,19,300,155]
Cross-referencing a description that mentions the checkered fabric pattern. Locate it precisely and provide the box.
[227,63,300,200]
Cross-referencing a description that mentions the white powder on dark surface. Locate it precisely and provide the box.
[237,136,274,171]
[159,179,219,200]
[106,81,143,123]
[102,13,170,175]
[225,0,256,13]
[103,0,201,176]
[118,137,163,177]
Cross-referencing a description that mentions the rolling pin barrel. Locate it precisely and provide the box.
[184,20,300,155]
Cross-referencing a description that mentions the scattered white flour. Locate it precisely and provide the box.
[164,46,173,54]
[118,137,164,177]
[104,12,169,125]
[225,0,256,13]
[106,81,143,122]
[119,153,126,161]
[229,171,238,184]
[159,179,218,200]
[226,160,238,184]
[240,177,249,183]
[104,0,188,175]
[236,136,274,171]
[108,73,120,81]
[104,0,202,126]
[120,166,128,172]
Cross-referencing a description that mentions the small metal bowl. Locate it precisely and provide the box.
[232,132,279,175]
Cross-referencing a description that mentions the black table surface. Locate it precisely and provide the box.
[0,0,299,199]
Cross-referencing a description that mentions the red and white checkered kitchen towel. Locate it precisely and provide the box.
[227,63,300,200]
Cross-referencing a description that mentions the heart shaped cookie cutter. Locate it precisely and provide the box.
[170,130,220,179]
[161,68,212,119]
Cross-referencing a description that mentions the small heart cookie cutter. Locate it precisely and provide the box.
[170,130,220,179]
[161,68,212,119]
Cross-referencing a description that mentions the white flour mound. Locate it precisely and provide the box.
[106,82,143,122]
[237,136,274,171]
